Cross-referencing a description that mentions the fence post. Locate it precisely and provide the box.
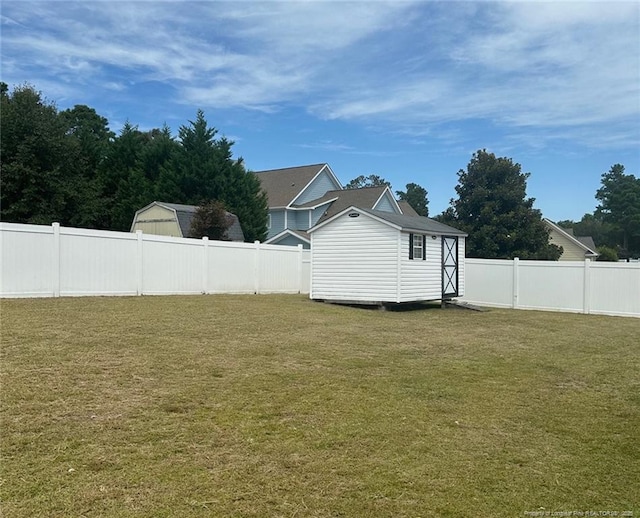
[52,222,61,297]
[136,230,143,295]
[512,257,519,309]
[254,241,261,294]
[583,258,591,314]
[202,237,209,294]
[297,244,304,294]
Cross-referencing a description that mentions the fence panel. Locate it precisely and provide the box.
[0,223,55,297]
[518,261,584,312]
[207,241,258,294]
[463,259,514,308]
[60,227,138,296]
[141,235,205,295]
[258,244,304,294]
[1,223,311,298]
[590,263,640,316]
[462,257,639,317]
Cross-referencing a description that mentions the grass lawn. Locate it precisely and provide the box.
[1,295,639,517]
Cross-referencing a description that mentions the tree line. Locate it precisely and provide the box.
[345,151,639,260]
[0,83,268,242]
[2,83,637,258]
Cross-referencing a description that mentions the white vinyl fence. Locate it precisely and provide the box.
[2,223,638,317]
[461,258,640,318]
[0,222,310,298]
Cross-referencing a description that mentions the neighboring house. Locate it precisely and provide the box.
[308,206,467,304]
[544,218,599,261]
[130,201,245,241]
[255,163,408,249]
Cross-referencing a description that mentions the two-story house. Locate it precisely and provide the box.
[255,163,412,248]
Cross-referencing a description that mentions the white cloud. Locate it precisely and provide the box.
[1,1,638,151]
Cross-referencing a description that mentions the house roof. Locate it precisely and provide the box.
[543,218,599,257]
[265,228,310,245]
[254,163,332,208]
[136,201,244,241]
[309,205,467,236]
[576,236,598,252]
[397,200,420,217]
[296,186,396,221]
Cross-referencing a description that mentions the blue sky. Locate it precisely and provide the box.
[2,1,639,221]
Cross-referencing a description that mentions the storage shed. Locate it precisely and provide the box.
[130,201,244,241]
[308,206,467,304]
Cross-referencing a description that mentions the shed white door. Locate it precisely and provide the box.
[442,236,459,297]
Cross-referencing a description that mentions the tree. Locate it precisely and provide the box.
[596,246,619,262]
[97,122,153,231]
[557,214,618,250]
[59,105,114,227]
[595,164,640,256]
[0,83,96,226]
[345,174,391,189]
[157,110,268,242]
[396,182,429,216]
[442,150,562,260]
[189,200,231,240]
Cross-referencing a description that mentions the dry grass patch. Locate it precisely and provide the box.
[1,295,639,517]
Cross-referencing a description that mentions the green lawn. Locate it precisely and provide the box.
[1,295,638,517]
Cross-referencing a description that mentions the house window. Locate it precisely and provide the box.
[267,214,271,230]
[409,233,427,260]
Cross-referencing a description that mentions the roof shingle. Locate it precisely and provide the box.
[254,164,328,207]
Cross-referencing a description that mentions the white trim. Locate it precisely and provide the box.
[288,164,342,207]
[543,218,599,257]
[290,198,339,210]
[130,201,183,236]
[372,187,402,214]
[309,206,402,233]
[265,229,311,245]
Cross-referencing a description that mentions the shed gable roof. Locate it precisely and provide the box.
[309,206,467,236]
[254,163,339,208]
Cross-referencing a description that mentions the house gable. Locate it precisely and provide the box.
[290,164,342,206]
[544,219,599,261]
[255,164,341,209]
[372,188,402,213]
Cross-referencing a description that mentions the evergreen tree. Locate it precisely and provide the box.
[396,182,429,216]
[444,150,561,260]
[595,164,640,256]
[157,111,267,241]
[98,122,152,231]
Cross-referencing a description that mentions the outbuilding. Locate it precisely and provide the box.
[308,206,467,304]
[130,201,245,241]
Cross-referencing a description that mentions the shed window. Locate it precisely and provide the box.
[409,233,427,260]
